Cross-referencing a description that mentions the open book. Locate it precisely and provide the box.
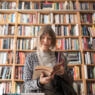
[32,62,64,79]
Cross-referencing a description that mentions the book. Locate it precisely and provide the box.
[41,2,53,9]
[32,62,64,79]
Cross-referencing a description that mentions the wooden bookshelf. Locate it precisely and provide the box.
[0,0,95,94]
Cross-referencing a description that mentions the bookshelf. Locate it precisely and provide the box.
[0,0,95,94]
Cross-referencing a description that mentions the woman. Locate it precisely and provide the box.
[23,25,76,95]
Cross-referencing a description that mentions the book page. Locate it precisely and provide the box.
[32,66,52,79]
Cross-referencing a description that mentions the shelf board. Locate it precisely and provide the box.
[14,79,24,82]
[17,23,78,26]
[16,49,36,52]
[0,49,13,52]
[56,36,79,38]
[38,10,77,13]
[81,23,94,26]
[14,63,82,66]
[68,64,82,67]
[17,23,51,26]
[16,49,81,52]
[15,64,24,66]
[17,36,79,39]
[17,36,37,38]
[86,79,95,81]
[83,50,95,52]
[75,36,95,38]
[55,50,80,52]
[0,9,17,13]
[55,23,77,25]
[0,35,14,38]
[0,23,15,25]
[86,64,95,66]
[0,79,12,82]
[17,9,78,13]
[0,64,13,66]
[80,10,95,13]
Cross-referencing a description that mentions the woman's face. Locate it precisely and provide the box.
[40,33,52,51]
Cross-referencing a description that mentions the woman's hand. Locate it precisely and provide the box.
[54,64,64,76]
[39,72,51,85]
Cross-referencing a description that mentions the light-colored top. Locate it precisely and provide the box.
[37,50,56,95]
[37,50,56,67]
